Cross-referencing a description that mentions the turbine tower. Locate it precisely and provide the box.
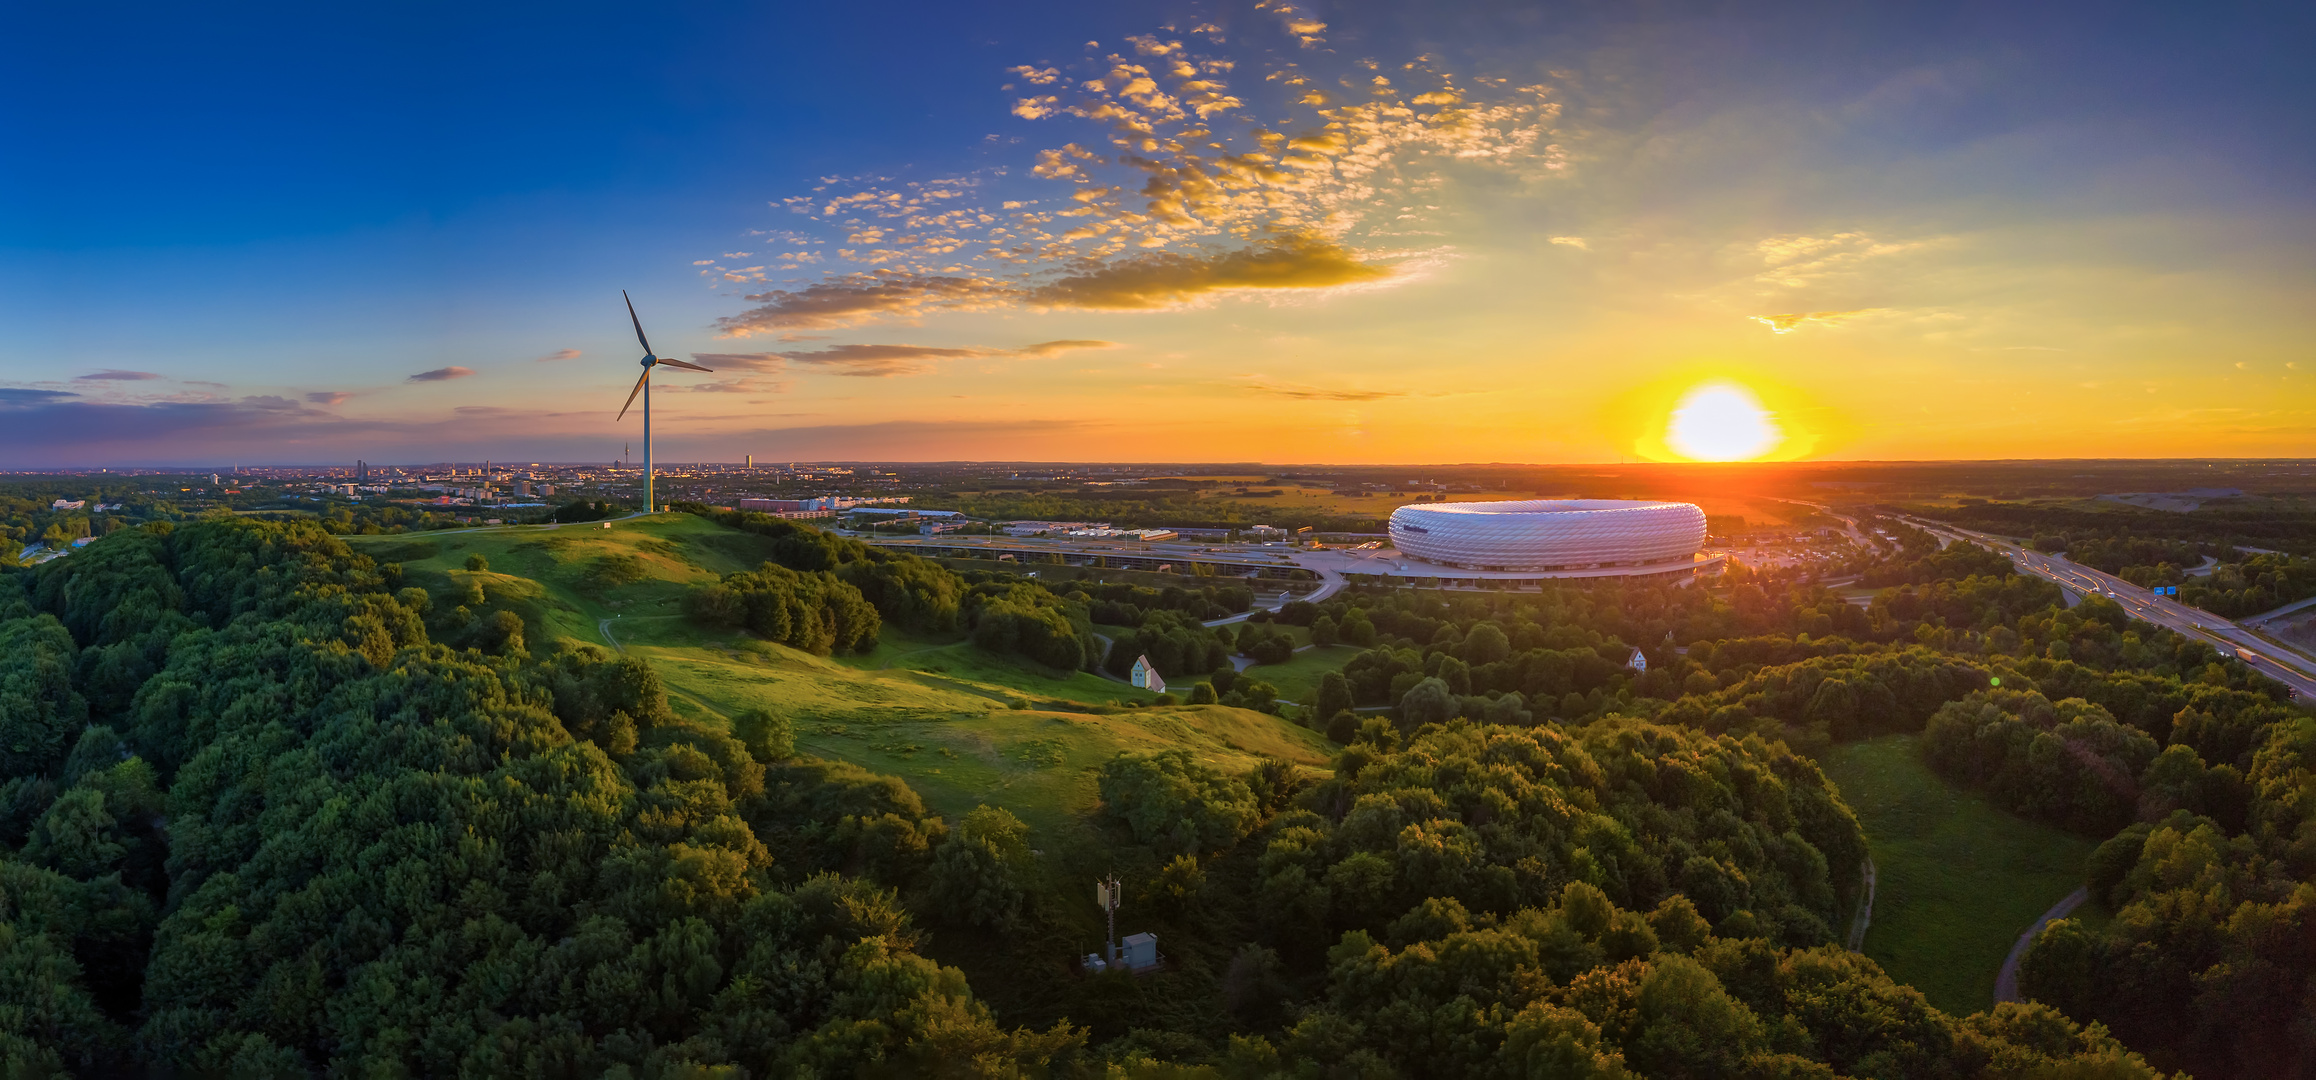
[616,291,713,513]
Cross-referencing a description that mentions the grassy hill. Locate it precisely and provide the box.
[345,514,1335,837]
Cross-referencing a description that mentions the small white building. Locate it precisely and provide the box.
[1129,655,1166,694]
[1624,647,1648,674]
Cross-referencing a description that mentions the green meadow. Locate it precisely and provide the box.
[1819,735,2099,1015]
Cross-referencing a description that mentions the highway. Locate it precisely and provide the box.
[1906,518,2316,701]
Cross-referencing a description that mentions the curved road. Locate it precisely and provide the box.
[1993,887,2087,1005]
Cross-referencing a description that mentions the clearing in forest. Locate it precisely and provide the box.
[345,515,1333,836]
[1818,734,2099,1016]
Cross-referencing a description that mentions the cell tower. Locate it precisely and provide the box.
[1083,876,1160,975]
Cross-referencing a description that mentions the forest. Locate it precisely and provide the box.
[0,504,2306,1076]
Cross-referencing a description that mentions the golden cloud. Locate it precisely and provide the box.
[1750,309,1880,334]
[1245,383,1407,401]
[689,352,787,371]
[408,366,476,382]
[772,338,1120,377]
[716,273,1007,334]
[1027,238,1390,309]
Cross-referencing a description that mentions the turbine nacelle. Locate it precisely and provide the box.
[616,290,711,421]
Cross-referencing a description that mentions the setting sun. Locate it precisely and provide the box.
[1666,383,1782,461]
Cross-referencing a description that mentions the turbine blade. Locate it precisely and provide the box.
[655,356,713,373]
[616,369,649,420]
[622,289,654,356]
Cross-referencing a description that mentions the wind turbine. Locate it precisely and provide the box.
[616,291,713,513]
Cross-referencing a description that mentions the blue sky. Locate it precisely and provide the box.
[2,0,2309,466]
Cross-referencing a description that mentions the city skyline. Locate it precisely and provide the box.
[3,0,2310,467]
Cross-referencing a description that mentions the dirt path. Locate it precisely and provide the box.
[1994,886,2088,1005]
[598,618,622,653]
[1847,857,1877,952]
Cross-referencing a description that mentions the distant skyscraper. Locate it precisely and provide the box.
[356,460,368,483]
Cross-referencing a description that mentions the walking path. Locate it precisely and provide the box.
[1993,887,2088,1005]
[1846,857,1877,952]
[598,618,622,653]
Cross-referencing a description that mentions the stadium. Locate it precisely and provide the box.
[1387,499,1708,576]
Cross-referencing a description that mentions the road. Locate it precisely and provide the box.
[1994,887,2087,1005]
[1202,566,1348,627]
[1906,518,2316,701]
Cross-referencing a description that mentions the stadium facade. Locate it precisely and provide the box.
[1387,499,1708,576]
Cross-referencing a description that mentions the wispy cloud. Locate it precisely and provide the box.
[75,369,164,381]
[536,348,582,362]
[1750,309,1881,334]
[1246,383,1409,401]
[769,338,1119,377]
[1016,339,1119,357]
[307,391,354,406]
[0,389,78,405]
[775,344,993,378]
[690,352,787,372]
[408,366,476,382]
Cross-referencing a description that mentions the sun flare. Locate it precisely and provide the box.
[1666,383,1782,461]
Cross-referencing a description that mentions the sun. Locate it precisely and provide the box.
[1665,382,1782,461]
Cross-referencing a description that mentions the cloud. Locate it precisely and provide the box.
[1751,310,1879,334]
[768,338,1120,377]
[709,29,1558,330]
[0,389,79,405]
[0,394,352,458]
[536,348,583,362]
[690,352,786,372]
[409,366,476,382]
[75,369,164,382]
[1255,0,1328,47]
[775,344,993,377]
[307,391,354,406]
[717,273,1008,334]
[1027,239,1390,309]
[1548,237,1589,250]
[1015,339,1119,357]
[1244,382,1409,401]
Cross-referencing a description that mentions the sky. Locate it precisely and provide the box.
[1,0,2310,467]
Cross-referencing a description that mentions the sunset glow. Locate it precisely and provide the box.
[0,3,2306,467]
[1666,384,1782,462]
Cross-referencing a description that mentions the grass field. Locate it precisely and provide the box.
[1242,644,1363,704]
[1819,735,2098,1016]
[345,515,1334,836]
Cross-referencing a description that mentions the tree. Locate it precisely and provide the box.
[1310,615,1339,646]
[926,805,1029,929]
[1326,709,1360,746]
[733,707,794,762]
[1188,681,1219,705]
[1399,676,1458,729]
[463,552,488,572]
[1315,671,1354,722]
[1097,749,1260,856]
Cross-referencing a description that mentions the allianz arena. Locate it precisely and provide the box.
[1387,499,1708,575]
